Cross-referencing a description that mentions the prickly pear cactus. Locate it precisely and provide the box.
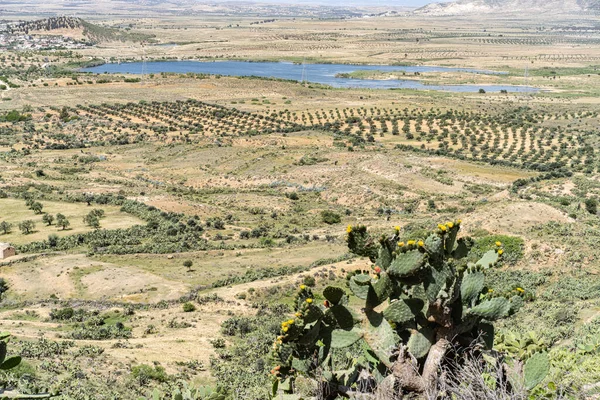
[272,221,529,397]
[524,352,550,390]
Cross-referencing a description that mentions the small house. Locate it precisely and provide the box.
[0,243,16,260]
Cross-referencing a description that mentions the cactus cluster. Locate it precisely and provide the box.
[271,220,531,396]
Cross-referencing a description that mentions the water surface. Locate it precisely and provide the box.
[83,60,540,93]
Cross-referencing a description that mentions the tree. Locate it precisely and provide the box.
[56,214,70,230]
[83,213,100,229]
[183,260,193,272]
[0,221,12,234]
[19,220,35,234]
[42,214,54,226]
[30,201,43,214]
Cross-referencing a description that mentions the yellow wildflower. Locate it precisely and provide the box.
[498,249,504,256]
[306,298,313,304]
[408,240,416,246]
[346,225,353,233]
[418,240,424,247]
[495,241,502,247]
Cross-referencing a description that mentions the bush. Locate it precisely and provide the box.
[585,198,598,215]
[302,275,316,287]
[182,302,196,312]
[131,364,169,385]
[321,210,341,225]
[49,307,74,321]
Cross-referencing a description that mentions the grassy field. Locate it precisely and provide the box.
[0,199,144,245]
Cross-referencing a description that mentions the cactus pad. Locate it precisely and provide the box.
[476,250,499,269]
[383,299,416,325]
[388,250,426,278]
[323,286,346,305]
[524,352,550,390]
[366,272,393,309]
[469,297,510,320]
[363,310,397,368]
[461,271,484,306]
[407,328,434,359]
[444,227,460,256]
[347,226,378,262]
[331,327,364,348]
[376,247,393,270]
[425,263,453,303]
[451,237,472,260]
[328,304,355,330]
[425,234,443,257]
[349,274,371,300]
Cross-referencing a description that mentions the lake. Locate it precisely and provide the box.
[82,60,541,93]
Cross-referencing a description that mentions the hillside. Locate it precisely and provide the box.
[3,17,155,44]
[415,0,599,15]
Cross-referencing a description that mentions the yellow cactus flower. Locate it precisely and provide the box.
[418,240,424,247]
[398,241,405,247]
[300,284,306,290]
[447,222,454,228]
[438,224,446,231]
[306,298,313,304]
[456,219,462,225]
[287,319,295,325]
[498,249,504,256]
[488,289,494,293]
[282,326,289,333]
[295,312,302,318]
[495,241,502,247]
[395,226,400,231]
[516,287,525,293]
[346,225,353,233]
[407,240,416,246]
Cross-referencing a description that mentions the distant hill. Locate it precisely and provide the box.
[414,0,599,15]
[4,17,154,44]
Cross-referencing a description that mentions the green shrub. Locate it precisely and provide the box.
[302,275,316,287]
[321,210,341,225]
[183,302,196,312]
[131,364,169,385]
